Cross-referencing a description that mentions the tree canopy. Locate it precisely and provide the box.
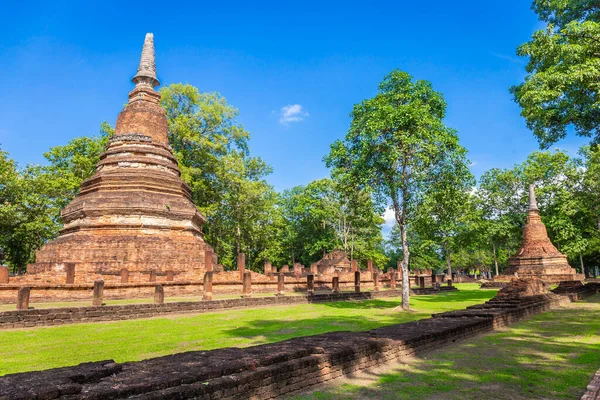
[511,0,600,147]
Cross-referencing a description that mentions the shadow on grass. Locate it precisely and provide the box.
[292,297,600,400]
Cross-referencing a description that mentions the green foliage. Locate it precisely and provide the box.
[0,123,112,272]
[275,178,386,269]
[326,69,470,308]
[511,1,600,147]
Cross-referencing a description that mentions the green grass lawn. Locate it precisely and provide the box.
[295,294,600,400]
[0,284,493,376]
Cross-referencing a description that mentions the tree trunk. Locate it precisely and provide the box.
[506,236,511,259]
[400,222,410,310]
[445,243,452,279]
[492,242,499,277]
[580,252,585,277]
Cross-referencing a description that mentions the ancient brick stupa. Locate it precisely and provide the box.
[25,34,212,284]
[315,250,352,275]
[495,184,583,283]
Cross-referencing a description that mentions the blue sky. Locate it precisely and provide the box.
[0,0,589,218]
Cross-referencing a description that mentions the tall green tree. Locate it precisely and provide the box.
[511,0,600,147]
[326,70,469,310]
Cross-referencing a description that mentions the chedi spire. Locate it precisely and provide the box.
[132,33,159,88]
[528,184,539,212]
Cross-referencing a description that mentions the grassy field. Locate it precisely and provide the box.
[0,284,494,375]
[295,294,600,400]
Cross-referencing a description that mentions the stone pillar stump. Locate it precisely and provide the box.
[307,274,315,295]
[332,276,340,294]
[17,287,30,311]
[154,285,164,304]
[373,272,379,292]
[242,271,252,298]
[354,271,361,292]
[166,271,174,282]
[277,272,285,296]
[205,248,213,272]
[238,253,246,280]
[390,270,397,290]
[419,276,425,289]
[92,280,104,307]
[149,270,156,283]
[203,271,213,301]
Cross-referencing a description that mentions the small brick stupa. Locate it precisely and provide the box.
[315,251,352,275]
[25,34,212,283]
[495,184,583,283]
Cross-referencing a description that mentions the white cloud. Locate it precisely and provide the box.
[469,161,477,167]
[383,208,396,228]
[279,104,308,125]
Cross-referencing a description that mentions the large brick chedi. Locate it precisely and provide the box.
[496,184,582,283]
[26,34,211,284]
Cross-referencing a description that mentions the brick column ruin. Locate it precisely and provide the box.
[154,285,164,304]
[332,276,340,294]
[431,273,437,284]
[293,263,303,277]
[390,269,397,290]
[264,261,272,275]
[17,287,30,311]
[149,270,156,282]
[373,272,379,292]
[307,274,315,295]
[447,279,453,287]
[310,263,318,274]
[203,271,213,301]
[242,271,252,298]
[0,266,9,284]
[419,276,425,289]
[238,253,245,280]
[277,272,285,296]
[92,280,104,307]
[281,265,289,273]
[354,271,361,292]
[166,271,174,282]
[351,260,358,272]
[205,248,213,272]
[120,268,129,283]
[65,263,75,284]
[367,260,373,273]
